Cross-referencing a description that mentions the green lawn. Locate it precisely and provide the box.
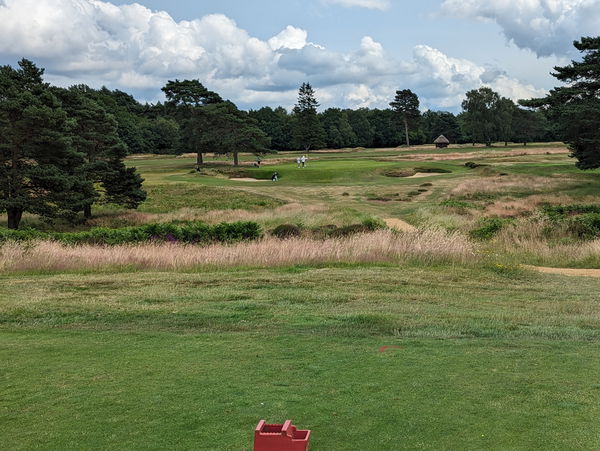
[1,266,600,449]
[3,143,600,449]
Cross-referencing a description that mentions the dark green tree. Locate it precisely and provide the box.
[512,108,547,146]
[367,109,403,147]
[53,86,146,218]
[0,59,95,229]
[461,87,501,146]
[420,110,462,144]
[248,106,293,150]
[185,101,270,166]
[497,97,516,146]
[389,89,420,146]
[320,108,357,148]
[162,79,223,166]
[346,108,374,147]
[89,86,153,154]
[521,37,600,168]
[292,82,325,151]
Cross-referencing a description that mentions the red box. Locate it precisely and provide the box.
[254,420,311,451]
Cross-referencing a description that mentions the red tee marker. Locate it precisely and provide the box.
[379,345,402,352]
[254,420,311,451]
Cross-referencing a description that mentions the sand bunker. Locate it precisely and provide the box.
[229,177,265,182]
[384,218,417,232]
[407,172,444,178]
[524,265,600,278]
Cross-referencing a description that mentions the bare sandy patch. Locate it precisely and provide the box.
[385,218,417,232]
[524,265,600,278]
[229,177,265,182]
[408,172,444,178]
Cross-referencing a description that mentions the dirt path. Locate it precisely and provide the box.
[524,265,600,278]
[384,218,417,232]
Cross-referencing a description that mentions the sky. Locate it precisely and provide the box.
[0,0,598,112]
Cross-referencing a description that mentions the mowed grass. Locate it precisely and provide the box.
[1,266,600,449]
[139,184,284,213]
[3,143,600,449]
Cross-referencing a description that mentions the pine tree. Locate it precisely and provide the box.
[292,83,325,151]
[162,79,223,166]
[54,86,146,218]
[0,59,95,229]
[389,89,420,146]
[521,36,600,169]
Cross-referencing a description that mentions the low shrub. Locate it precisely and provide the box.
[464,161,486,169]
[271,224,302,239]
[0,221,262,245]
[567,213,600,239]
[329,224,371,237]
[470,217,511,240]
[413,167,452,174]
[361,217,386,231]
[542,204,600,219]
[440,199,478,209]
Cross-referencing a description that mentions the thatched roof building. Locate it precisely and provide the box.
[434,135,450,148]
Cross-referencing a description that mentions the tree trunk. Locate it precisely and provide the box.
[504,141,508,146]
[472,141,475,146]
[84,204,92,219]
[524,142,527,146]
[233,151,239,166]
[7,208,23,230]
[197,152,204,166]
[404,118,410,147]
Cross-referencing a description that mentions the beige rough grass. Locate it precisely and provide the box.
[451,175,567,196]
[88,203,331,228]
[0,229,477,272]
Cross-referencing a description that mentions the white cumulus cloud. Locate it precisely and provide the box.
[0,0,546,110]
[322,0,391,10]
[441,0,600,56]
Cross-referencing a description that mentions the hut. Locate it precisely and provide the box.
[434,135,450,148]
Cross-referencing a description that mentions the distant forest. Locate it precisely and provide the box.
[64,83,555,155]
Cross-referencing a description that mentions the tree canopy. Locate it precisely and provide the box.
[389,89,420,146]
[0,59,95,229]
[292,82,325,151]
[521,36,600,169]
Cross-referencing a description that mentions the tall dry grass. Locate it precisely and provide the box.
[452,175,568,197]
[0,229,477,272]
[492,217,600,267]
[87,203,338,229]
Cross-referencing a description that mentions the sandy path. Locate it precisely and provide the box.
[523,265,600,278]
[384,218,417,232]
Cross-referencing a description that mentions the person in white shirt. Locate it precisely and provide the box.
[296,156,301,168]
[300,155,307,168]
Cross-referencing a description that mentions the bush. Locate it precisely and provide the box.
[542,204,600,219]
[361,217,386,231]
[271,224,302,239]
[470,218,511,240]
[0,221,262,245]
[568,213,600,239]
[413,167,452,174]
[464,161,486,169]
[329,224,371,237]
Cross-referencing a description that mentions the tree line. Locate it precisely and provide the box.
[2,36,599,228]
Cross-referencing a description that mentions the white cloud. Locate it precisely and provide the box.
[441,0,600,56]
[322,0,391,10]
[0,0,546,110]
[268,26,308,51]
